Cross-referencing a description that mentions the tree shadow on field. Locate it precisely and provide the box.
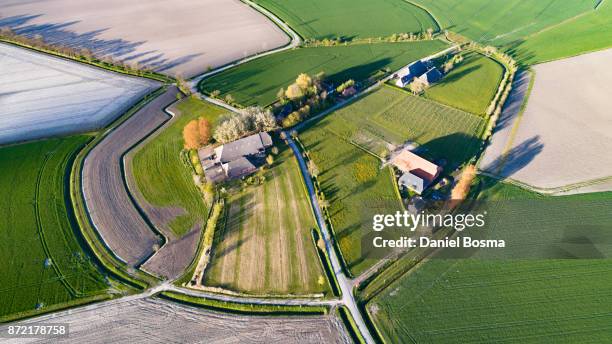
[478,135,544,198]
[327,58,392,84]
[492,70,531,132]
[504,38,536,67]
[437,64,481,84]
[0,14,200,73]
[418,132,484,172]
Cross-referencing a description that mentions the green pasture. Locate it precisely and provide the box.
[254,0,438,40]
[411,0,597,45]
[131,97,228,237]
[0,137,108,320]
[327,86,485,170]
[200,41,447,106]
[205,146,329,295]
[512,1,612,64]
[369,176,612,343]
[424,52,504,115]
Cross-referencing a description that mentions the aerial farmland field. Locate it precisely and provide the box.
[369,177,612,343]
[424,52,504,115]
[410,0,598,45]
[0,0,288,77]
[204,147,329,295]
[513,0,612,64]
[200,41,447,106]
[298,86,485,274]
[481,48,612,193]
[0,136,109,321]
[3,298,351,343]
[130,97,228,238]
[0,42,157,145]
[254,0,438,40]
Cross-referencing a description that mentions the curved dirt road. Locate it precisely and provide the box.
[82,86,178,266]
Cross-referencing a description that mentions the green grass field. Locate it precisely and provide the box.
[512,1,612,64]
[204,146,329,295]
[327,86,485,170]
[369,177,612,343]
[298,86,485,274]
[0,137,109,320]
[254,0,438,40]
[131,97,228,237]
[299,122,401,276]
[411,0,597,45]
[424,52,504,115]
[200,41,447,106]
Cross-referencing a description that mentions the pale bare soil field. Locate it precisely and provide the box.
[0,0,289,78]
[481,48,612,192]
[1,298,350,343]
[82,87,184,271]
[0,42,157,145]
[205,153,327,295]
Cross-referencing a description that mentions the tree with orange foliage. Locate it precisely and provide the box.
[183,118,211,149]
[449,164,477,209]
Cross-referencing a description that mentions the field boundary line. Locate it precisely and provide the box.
[189,0,302,93]
[491,69,534,175]
[0,39,172,83]
[404,0,442,32]
[72,88,168,290]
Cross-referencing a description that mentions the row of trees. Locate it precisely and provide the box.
[302,28,436,47]
[0,26,160,77]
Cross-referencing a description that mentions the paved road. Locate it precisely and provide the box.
[82,87,178,266]
[285,135,376,344]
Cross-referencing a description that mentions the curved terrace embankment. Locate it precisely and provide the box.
[82,87,178,266]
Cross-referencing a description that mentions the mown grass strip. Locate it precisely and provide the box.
[158,291,329,315]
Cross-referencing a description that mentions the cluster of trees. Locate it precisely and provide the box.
[442,54,464,73]
[278,73,331,128]
[183,118,212,149]
[409,77,428,94]
[213,107,276,143]
[386,28,435,42]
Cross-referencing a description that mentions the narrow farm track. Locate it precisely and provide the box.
[81,87,178,267]
[285,134,376,344]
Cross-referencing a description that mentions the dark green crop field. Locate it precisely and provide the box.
[200,41,447,106]
[411,0,597,45]
[0,137,109,320]
[424,52,504,115]
[131,97,228,237]
[254,0,438,40]
[369,177,612,343]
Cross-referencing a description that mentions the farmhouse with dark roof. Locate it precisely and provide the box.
[395,60,427,87]
[199,132,273,182]
[418,67,443,86]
